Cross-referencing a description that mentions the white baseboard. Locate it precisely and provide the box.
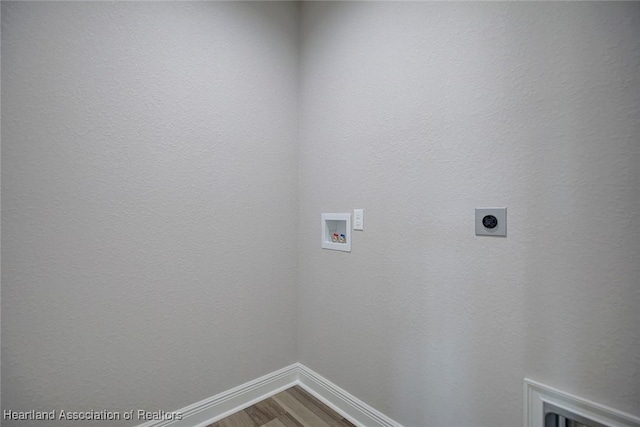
[137,364,298,427]
[137,363,403,427]
[296,364,404,427]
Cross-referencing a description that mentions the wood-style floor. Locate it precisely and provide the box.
[207,385,356,427]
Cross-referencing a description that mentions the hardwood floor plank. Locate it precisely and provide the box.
[272,390,332,427]
[208,409,258,427]
[244,397,285,424]
[286,386,355,427]
[276,413,305,427]
[208,386,355,427]
[261,419,287,427]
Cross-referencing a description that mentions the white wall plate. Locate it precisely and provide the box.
[475,207,507,237]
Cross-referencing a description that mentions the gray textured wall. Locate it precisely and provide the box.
[298,2,640,426]
[3,2,640,427]
[1,2,299,425]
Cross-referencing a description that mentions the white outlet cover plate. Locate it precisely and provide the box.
[353,209,364,230]
[475,207,507,237]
